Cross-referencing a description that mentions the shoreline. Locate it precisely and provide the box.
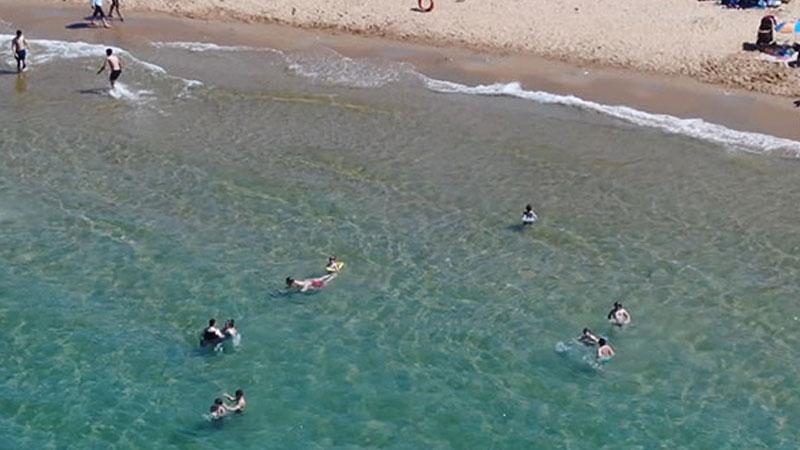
[3,2,800,142]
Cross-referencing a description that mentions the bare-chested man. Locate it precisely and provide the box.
[97,48,122,89]
[11,30,28,73]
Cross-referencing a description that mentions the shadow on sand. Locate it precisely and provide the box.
[65,22,92,30]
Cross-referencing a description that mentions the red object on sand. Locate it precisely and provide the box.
[418,0,434,12]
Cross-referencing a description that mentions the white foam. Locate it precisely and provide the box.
[286,51,412,88]
[423,79,800,156]
[0,34,171,77]
[152,41,280,54]
[108,83,153,102]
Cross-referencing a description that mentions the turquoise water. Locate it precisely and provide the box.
[1,38,800,449]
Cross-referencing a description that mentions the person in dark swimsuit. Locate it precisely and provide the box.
[578,328,600,346]
[11,30,28,73]
[209,398,228,420]
[201,318,225,346]
[97,48,122,89]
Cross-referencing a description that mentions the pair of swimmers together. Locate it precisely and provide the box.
[578,302,632,361]
[209,389,246,420]
[286,256,343,292]
[201,318,237,347]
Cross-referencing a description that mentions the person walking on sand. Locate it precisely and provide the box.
[90,0,110,28]
[97,48,122,89]
[108,0,124,22]
[11,30,28,73]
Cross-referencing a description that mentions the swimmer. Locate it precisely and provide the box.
[209,398,228,420]
[596,338,615,361]
[522,204,538,225]
[607,301,631,327]
[223,319,237,338]
[11,30,28,73]
[224,389,246,414]
[201,318,225,345]
[326,256,340,273]
[97,48,122,89]
[286,273,337,292]
[578,328,600,346]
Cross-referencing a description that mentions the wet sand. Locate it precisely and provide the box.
[2,1,800,141]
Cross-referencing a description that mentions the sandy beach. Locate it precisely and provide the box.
[48,0,800,98]
[2,1,800,141]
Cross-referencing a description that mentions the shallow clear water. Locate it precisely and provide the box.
[1,38,800,449]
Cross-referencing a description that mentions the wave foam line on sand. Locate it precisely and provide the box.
[423,79,800,157]
[0,35,203,91]
[152,41,281,54]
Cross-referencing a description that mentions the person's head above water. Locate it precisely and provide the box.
[16,30,22,37]
[214,398,223,406]
[227,319,235,327]
[613,301,622,309]
[598,338,607,346]
[106,48,113,56]
[582,328,591,335]
[235,389,244,399]
[208,318,216,327]
[525,204,533,212]
[286,277,295,287]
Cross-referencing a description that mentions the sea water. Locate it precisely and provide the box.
[0,35,799,449]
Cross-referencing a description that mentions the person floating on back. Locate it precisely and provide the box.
[90,0,110,28]
[522,204,538,225]
[596,338,615,362]
[11,30,28,73]
[607,301,631,327]
[286,273,337,292]
[578,328,600,346]
[97,48,122,89]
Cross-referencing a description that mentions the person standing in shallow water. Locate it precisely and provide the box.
[522,204,538,225]
[607,301,631,327]
[11,30,28,73]
[97,48,122,89]
[224,389,246,413]
[596,338,615,361]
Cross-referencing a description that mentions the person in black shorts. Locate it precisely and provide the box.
[11,30,28,73]
[97,48,123,88]
[90,0,110,28]
[108,0,124,22]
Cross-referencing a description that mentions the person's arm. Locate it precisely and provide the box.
[97,60,106,74]
[224,393,235,401]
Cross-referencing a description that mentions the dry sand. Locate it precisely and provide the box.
[59,0,800,97]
